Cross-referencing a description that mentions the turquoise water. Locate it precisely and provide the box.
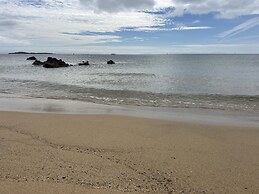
[0,54,259,112]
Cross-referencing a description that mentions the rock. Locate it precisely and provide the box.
[78,61,90,66]
[43,57,69,68]
[107,60,115,64]
[32,60,43,66]
[27,56,37,60]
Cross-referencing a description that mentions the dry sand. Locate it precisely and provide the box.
[0,111,258,193]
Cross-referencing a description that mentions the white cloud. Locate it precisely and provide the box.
[218,16,259,39]
[128,26,212,32]
[163,0,259,19]
[0,0,164,49]
[192,20,200,24]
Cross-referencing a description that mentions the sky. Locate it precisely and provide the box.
[1,0,259,54]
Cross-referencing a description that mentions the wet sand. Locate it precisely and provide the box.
[0,111,259,193]
[0,96,258,127]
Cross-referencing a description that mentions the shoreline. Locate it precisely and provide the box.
[0,111,258,193]
[0,95,259,128]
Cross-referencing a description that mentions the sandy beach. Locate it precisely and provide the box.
[0,109,259,194]
[1,0,259,192]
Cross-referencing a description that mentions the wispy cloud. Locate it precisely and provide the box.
[192,20,200,24]
[218,16,259,39]
[129,26,212,32]
[61,32,122,44]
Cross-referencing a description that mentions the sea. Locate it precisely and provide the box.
[0,54,259,113]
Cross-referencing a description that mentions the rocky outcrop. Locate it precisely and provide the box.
[27,56,37,60]
[31,57,70,68]
[78,61,90,66]
[43,57,69,68]
[32,60,44,66]
[107,60,115,64]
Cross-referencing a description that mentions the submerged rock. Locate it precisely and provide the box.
[43,57,69,68]
[78,61,90,66]
[32,60,43,66]
[27,56,37,60]
[107,60,115,64]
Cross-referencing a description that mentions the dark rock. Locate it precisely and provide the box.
[32,60,43,66]
[107,60,115,64]
[43,57,69,68]
[27,56,37,60]
[78,61,90,66]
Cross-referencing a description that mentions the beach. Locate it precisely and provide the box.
[0,98,259,193]
[1,0,259,192]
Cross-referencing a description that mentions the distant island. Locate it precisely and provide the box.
[9,52,53,54]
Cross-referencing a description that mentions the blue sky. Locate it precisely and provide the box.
[1,0,259,54]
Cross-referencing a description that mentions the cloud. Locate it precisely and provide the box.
[0,35,30,45]
[17,0,45,7]
[0,0,258,54]
[0,0,164,48]
[80,0,155,13]
[164,0,259,19]
[0,20,18,29]
[218,16,259,39]
[192,20,200,24]
[61,32,122,44]
[126,26,212,32]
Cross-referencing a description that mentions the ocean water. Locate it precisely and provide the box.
[0,54,259,112]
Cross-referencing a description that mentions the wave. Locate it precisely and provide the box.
[1,78,259,113]
[91,73,155,77]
